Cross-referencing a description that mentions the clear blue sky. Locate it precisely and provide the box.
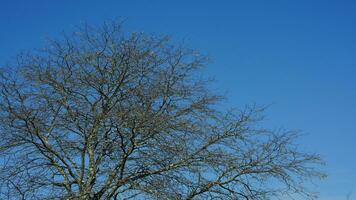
[1,1,355,199]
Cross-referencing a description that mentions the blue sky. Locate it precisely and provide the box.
[1,1,355,199]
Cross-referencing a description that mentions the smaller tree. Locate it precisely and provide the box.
[0,21,324,200]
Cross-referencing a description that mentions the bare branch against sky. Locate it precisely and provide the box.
[0,21,325,200]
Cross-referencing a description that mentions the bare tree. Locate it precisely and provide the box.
[0,22,324,200]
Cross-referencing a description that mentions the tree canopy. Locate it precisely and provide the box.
[0,22,324,200]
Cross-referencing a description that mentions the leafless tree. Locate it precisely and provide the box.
[0,22,325,200]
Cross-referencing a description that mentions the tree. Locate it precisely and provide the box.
[0,22,324,200]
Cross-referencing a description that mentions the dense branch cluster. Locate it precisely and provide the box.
[0,22,324,200]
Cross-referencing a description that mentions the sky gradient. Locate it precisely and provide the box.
[1,1,355,199]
